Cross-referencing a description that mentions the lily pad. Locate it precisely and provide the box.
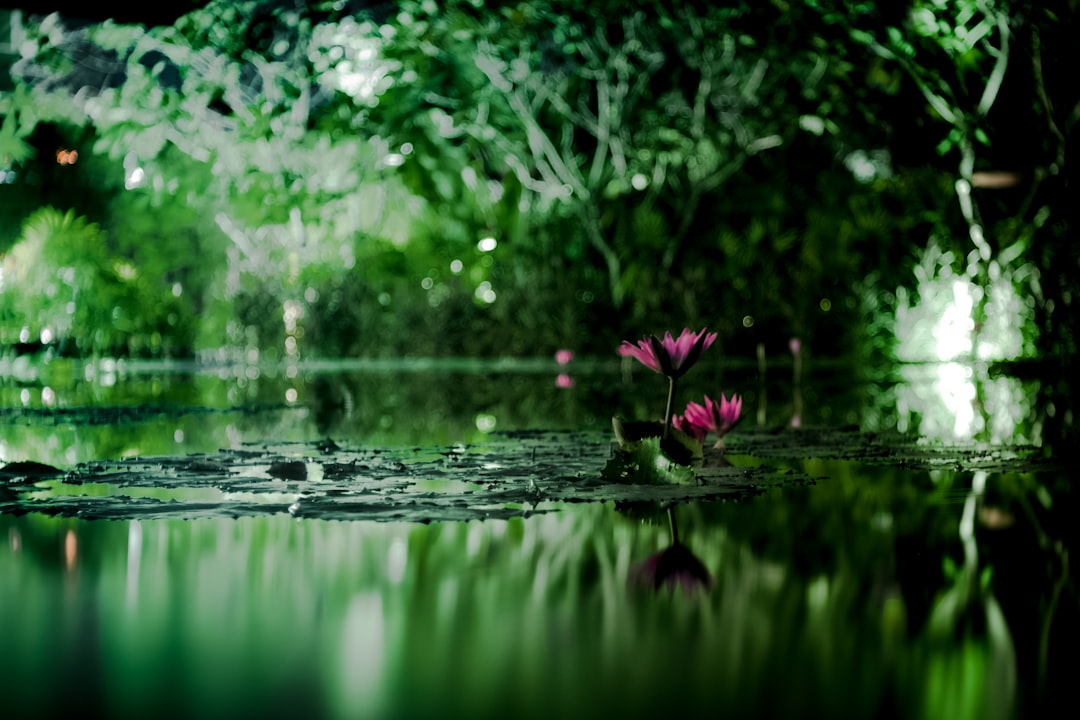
[0,427,1054,523]
[0,431,791,522]
[602,436,698,485]
[0,460,66,483]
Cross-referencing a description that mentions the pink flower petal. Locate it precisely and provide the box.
[682,392,743,440]
[682,400,715,434]
[672,414,706,442]
[619,328,716,379]
[617,339,663,373]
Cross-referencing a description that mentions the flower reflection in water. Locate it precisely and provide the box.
[628,506,712,595]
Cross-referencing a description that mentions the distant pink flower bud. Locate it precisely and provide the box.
[555,349,574,365]
[555,373,574,388]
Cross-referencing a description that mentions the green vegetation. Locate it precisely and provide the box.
[0,1,1075,362]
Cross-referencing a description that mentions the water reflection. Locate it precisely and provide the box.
[2,465,1066,720]
[921,470,1017,720]
[627,506,712,594]
[0,355,1072,718]
[895,363,1033,443]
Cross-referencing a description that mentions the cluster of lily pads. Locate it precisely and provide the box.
[611,327,742,477]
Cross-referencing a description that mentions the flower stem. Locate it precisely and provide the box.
[667,506,680,545]
[663,377,677,441]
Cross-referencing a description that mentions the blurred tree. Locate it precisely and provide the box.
[0,0,1074,362]
[807,0,1078,362]
[373,1,809,311]
[0,207,193,355]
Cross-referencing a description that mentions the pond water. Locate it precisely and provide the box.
[0,356,1073,719]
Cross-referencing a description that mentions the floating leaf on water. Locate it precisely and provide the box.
[0,429,1051,523]
[268,461,308,481]
[0,460,66,484]
[611,416,703,467]
[183,459,232,474]
[603,436,698,486]
[316,438,341,453]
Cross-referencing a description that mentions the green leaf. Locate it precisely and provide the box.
[602,436,699,485]
[0,113,35,165]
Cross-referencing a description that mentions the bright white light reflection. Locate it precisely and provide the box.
[450,259,463,274]
[475,281,496,304]
[125,166,145,190]
[937,281,974,359]
[896,363,1029,443]
[477,236,497,252]
[466,522,483,557]
[896,252,1026,363]
[936,362,976,438]
[126,520,142,609]
[387,539,407,584]
[845,151,876,182]
[339,593,386,717]
[893,246,1033,442]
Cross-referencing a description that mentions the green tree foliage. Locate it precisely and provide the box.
[0,207,194,355]
[0,1,1075,360]
[807,0,1079,360]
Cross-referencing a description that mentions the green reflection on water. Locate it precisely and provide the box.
[24,478,302,506]
[0,358,1070,718]
[0,357,1051,470]
[0,470,1056,720]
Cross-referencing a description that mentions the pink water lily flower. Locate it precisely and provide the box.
[671,414,707,443]
[683,393,743,442]
[617,328,717,380]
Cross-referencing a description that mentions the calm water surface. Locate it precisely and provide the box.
[0,357,1072,719]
